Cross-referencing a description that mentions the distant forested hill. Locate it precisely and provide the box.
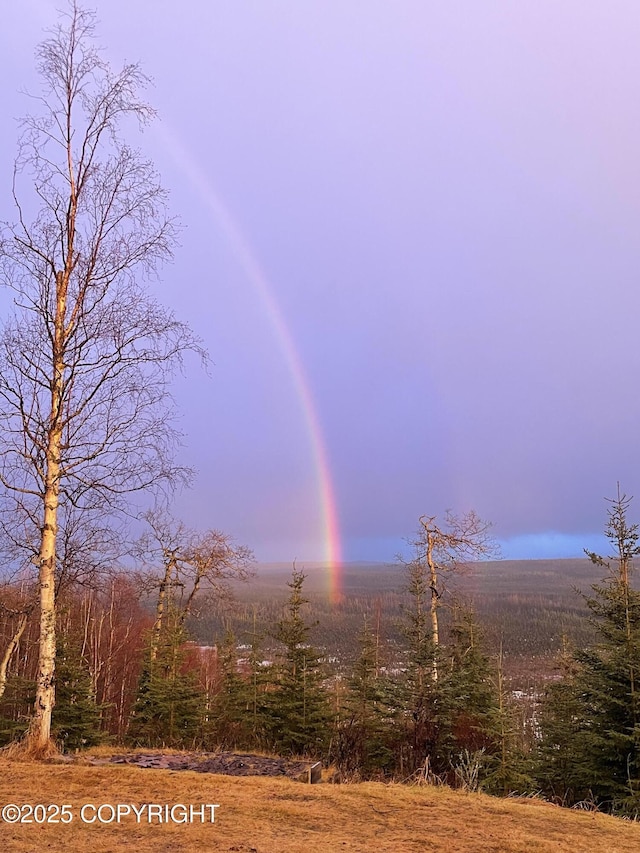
[190,558,605,685]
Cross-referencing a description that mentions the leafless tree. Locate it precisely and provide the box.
[0,593,36,702]
[0,3,203,756]
[137,511,254,661]
[404,510,498,681]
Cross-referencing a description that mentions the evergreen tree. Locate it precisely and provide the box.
[336,616,395,778]
[206,626,268,749]
[440,607,501,773]
[482,641,534,796]
[534,642,590,805]
[0,677,35,746]
[574,490,640,813]
[393,554,443,776]
[52,639,105,751]
[242,613,271,748]
[264,568,331,756]
[208,628,246,746]
[536,489,640,813]
[127,622,204,748]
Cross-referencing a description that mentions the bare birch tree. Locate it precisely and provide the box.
[136,512,254,661]
[0,596,35,702]
[404,510,497,681]
[0,3,203,756]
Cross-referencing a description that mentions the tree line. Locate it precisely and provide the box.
[2,490,640,818]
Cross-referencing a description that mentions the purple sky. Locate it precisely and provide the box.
[2,2,640,564]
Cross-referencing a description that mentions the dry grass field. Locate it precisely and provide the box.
[1,756,640,853]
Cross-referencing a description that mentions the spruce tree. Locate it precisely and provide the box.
[575,490,640,812]
[265,567,331,756]
[207,627,264,749]
[440,607,501,771]
[0,677,35,746]
[244,612,269,745]
[534,643,590,805]
[536,489,640,813]
[482,641,534,796]
[52,639,105,751]
[394,554,442,776]
[127,621,204,748]
[336,616,395,778]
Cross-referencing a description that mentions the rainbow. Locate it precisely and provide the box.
[156,126,344,602]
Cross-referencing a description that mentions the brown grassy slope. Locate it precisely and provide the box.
[1,760,639,853]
